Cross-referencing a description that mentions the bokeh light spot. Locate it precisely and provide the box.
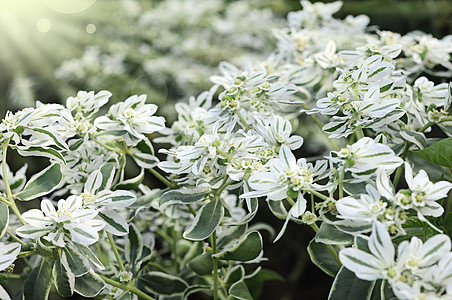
[86,23,96,34]
[36,18,51,33]
[42,0,96,14]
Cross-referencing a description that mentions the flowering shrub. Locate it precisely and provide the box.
[2,1,452,299]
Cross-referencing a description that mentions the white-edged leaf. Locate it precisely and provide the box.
[99,210,128,236]
[213,231,263,262]
[328,267,376,300]
[114,168,144,190]
[139,271,188,296]
[61,245,90,277]
[74,269,105,297]
[23,259,53,300]
[183,199,224,241]
[15,163,63,201]
[15,146,66,163]
[53,251,75,297]
[0,202,9,239]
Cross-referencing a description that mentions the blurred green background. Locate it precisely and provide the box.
[1,0,451,299]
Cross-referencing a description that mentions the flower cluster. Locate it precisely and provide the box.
[2,1,452,300]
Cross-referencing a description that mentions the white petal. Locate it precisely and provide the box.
[368,221,394,267]
[339,248,385,281]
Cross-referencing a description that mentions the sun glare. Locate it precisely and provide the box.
[0,0,100,76]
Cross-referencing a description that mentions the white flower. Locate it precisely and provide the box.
[414,77,449,107]
[330,137,403,182]
[340,221,452,299]
[66,90,111,117]
[242,144,327,201]
[377,164,452,230]
[340,221,396,281]
[95,94,165,146]
[16,196,105,247]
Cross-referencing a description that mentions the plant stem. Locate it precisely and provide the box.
[148,168,178,189]
[286,197,295,206]
[187,204,197,216]
[17,250,39,257]
[89,134,123,154]
[309,223,342,267]
[338,168,345,199]
[2,139,26,225]
[302,103,339,151]
[392,143,410,188]
[211,231,219,300]
[234,109,250,129]
[311,193,315,213]
[99,275,155,300]
[107,232,125,272]
[6,229,26,246]
[308,189,328,201]
[356,126,365,139]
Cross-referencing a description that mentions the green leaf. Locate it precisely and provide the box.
[15,146,66,163]
[224,265,245,286]
[217,225,247,249]
[183,199,224,241]
[0,202,9,239]
[99,211,128,235]
[125,223,143,270]
[307,240,341,277]
[131,149,159,169]
[23,259,53,300]
[71,243,105,270]
[328,267,375,300]
[26,128,67,150]
[114,168,144,190]
[315,222,354,245]
[99,163,115,190]
[74,270,105,297]
[62,245,90,277]
[412,137,452,167]
[139,271,188,296]
[381,280,397,300]
[444,212,452,239]
[213,231,262,262]
[183,285,211,299]
[244,268,283,300]
[53,252,75,297]
[15,164,63,201]
[187,252,213,276]
[159,190,208,207]
[37,237,54,257]
[229,280,252,300]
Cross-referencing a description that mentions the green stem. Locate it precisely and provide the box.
[356,126,365,140]
[211,231,219,300]
[6,229,26,246]
[99,275,155,300]
[148,168,178,189]
[338,168,345,199]
[302,103,339,151]
[2,139,26,225]
[107,232,125,272]
[187,204,197,216]
[308,189,328,201]
[17,250,38,257]
[234,110,250,129]
[418,117,452,133]
[286,197,295,206]
[392,143,410,188]
[89,134,122,154]
[310,223,342,267]
[311,193,315,213]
